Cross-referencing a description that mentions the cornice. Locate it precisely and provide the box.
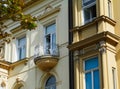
[38,7,60,20]
[10,58,28,69]
[23,0,44,10]
[0,58,28,70]
[10,26,22,34]
[68,31,120,51]
[0,60,11,70]
[71,15,116,32]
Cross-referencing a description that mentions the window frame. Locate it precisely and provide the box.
[44,23,56,55]
[82,0,96,24]
[83,56,100,89]
[17,36,26,60]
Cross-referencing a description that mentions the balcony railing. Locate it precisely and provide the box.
[34,43,59,58]
[34,44,59,72]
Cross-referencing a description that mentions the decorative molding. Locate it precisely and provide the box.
[0,58,28,70]
[10,26,22,34]
[74,50,79,60]
[68,31,120,51]
[83,44,97,54]
[23,0,44,9]
[10,58,28,69]
[99,41,107,53]
[38,7,60,20]
[71,15,116,32]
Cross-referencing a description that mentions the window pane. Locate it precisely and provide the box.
[85,72,92,89]
[94,70,100,89]
[46,24,56,34]
[45,76,56,89]
[46,76,56,86]
[84,8,90,22]
[85,57,98,71]
[18,37,26,59]
[83,0,96,6]
[46,34,51,54]
[91,5,96,18]
[52,33,56,49]
[18,37,26,46]
[45,23,56,55]
[83,5,96,23]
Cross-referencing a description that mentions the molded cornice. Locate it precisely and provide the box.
[0,58,28,70]
[68,31,120,51]
[70,15,116,32]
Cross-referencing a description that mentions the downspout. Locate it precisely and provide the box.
[68,0,74,89]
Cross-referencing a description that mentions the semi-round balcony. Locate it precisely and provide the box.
[34,45,59,72]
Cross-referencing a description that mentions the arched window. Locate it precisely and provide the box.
[45,75,56,89]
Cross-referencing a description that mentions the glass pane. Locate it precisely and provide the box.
[46,24,56,34]
[85,57,98,71]
[84,8,90,22]
[18,37,26,59]
[93,70,100,89]
[85,72,92,89]
[46,76,56,86]
[52,33,56,49]
[46,34,51,54]
[18,37,26,46]
[83,0,96,6]
[91,5,96,18]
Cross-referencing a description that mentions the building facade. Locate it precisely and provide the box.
[0,0,69,89]
[68,0,120,89]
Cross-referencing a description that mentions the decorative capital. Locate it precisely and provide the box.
[99,41,107,53]
[74,50,79,60]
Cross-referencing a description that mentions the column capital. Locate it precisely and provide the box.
[99,41,107,53]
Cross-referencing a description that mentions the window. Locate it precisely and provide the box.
[17,37,26,60]
[112,67,117,89]
[45,76,56,89]
[84,56,100,89]
[45,23,56,55]
[83,0,96,6]
[82,0,96,24]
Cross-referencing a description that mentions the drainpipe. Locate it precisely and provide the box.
[68,0,74,89]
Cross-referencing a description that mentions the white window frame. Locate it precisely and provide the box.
[83,56,100,89]
[17,36,26,60]
[82,0,96,24]
[44,23,56,55]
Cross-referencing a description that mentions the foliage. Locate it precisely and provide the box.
[0,0,37,30]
